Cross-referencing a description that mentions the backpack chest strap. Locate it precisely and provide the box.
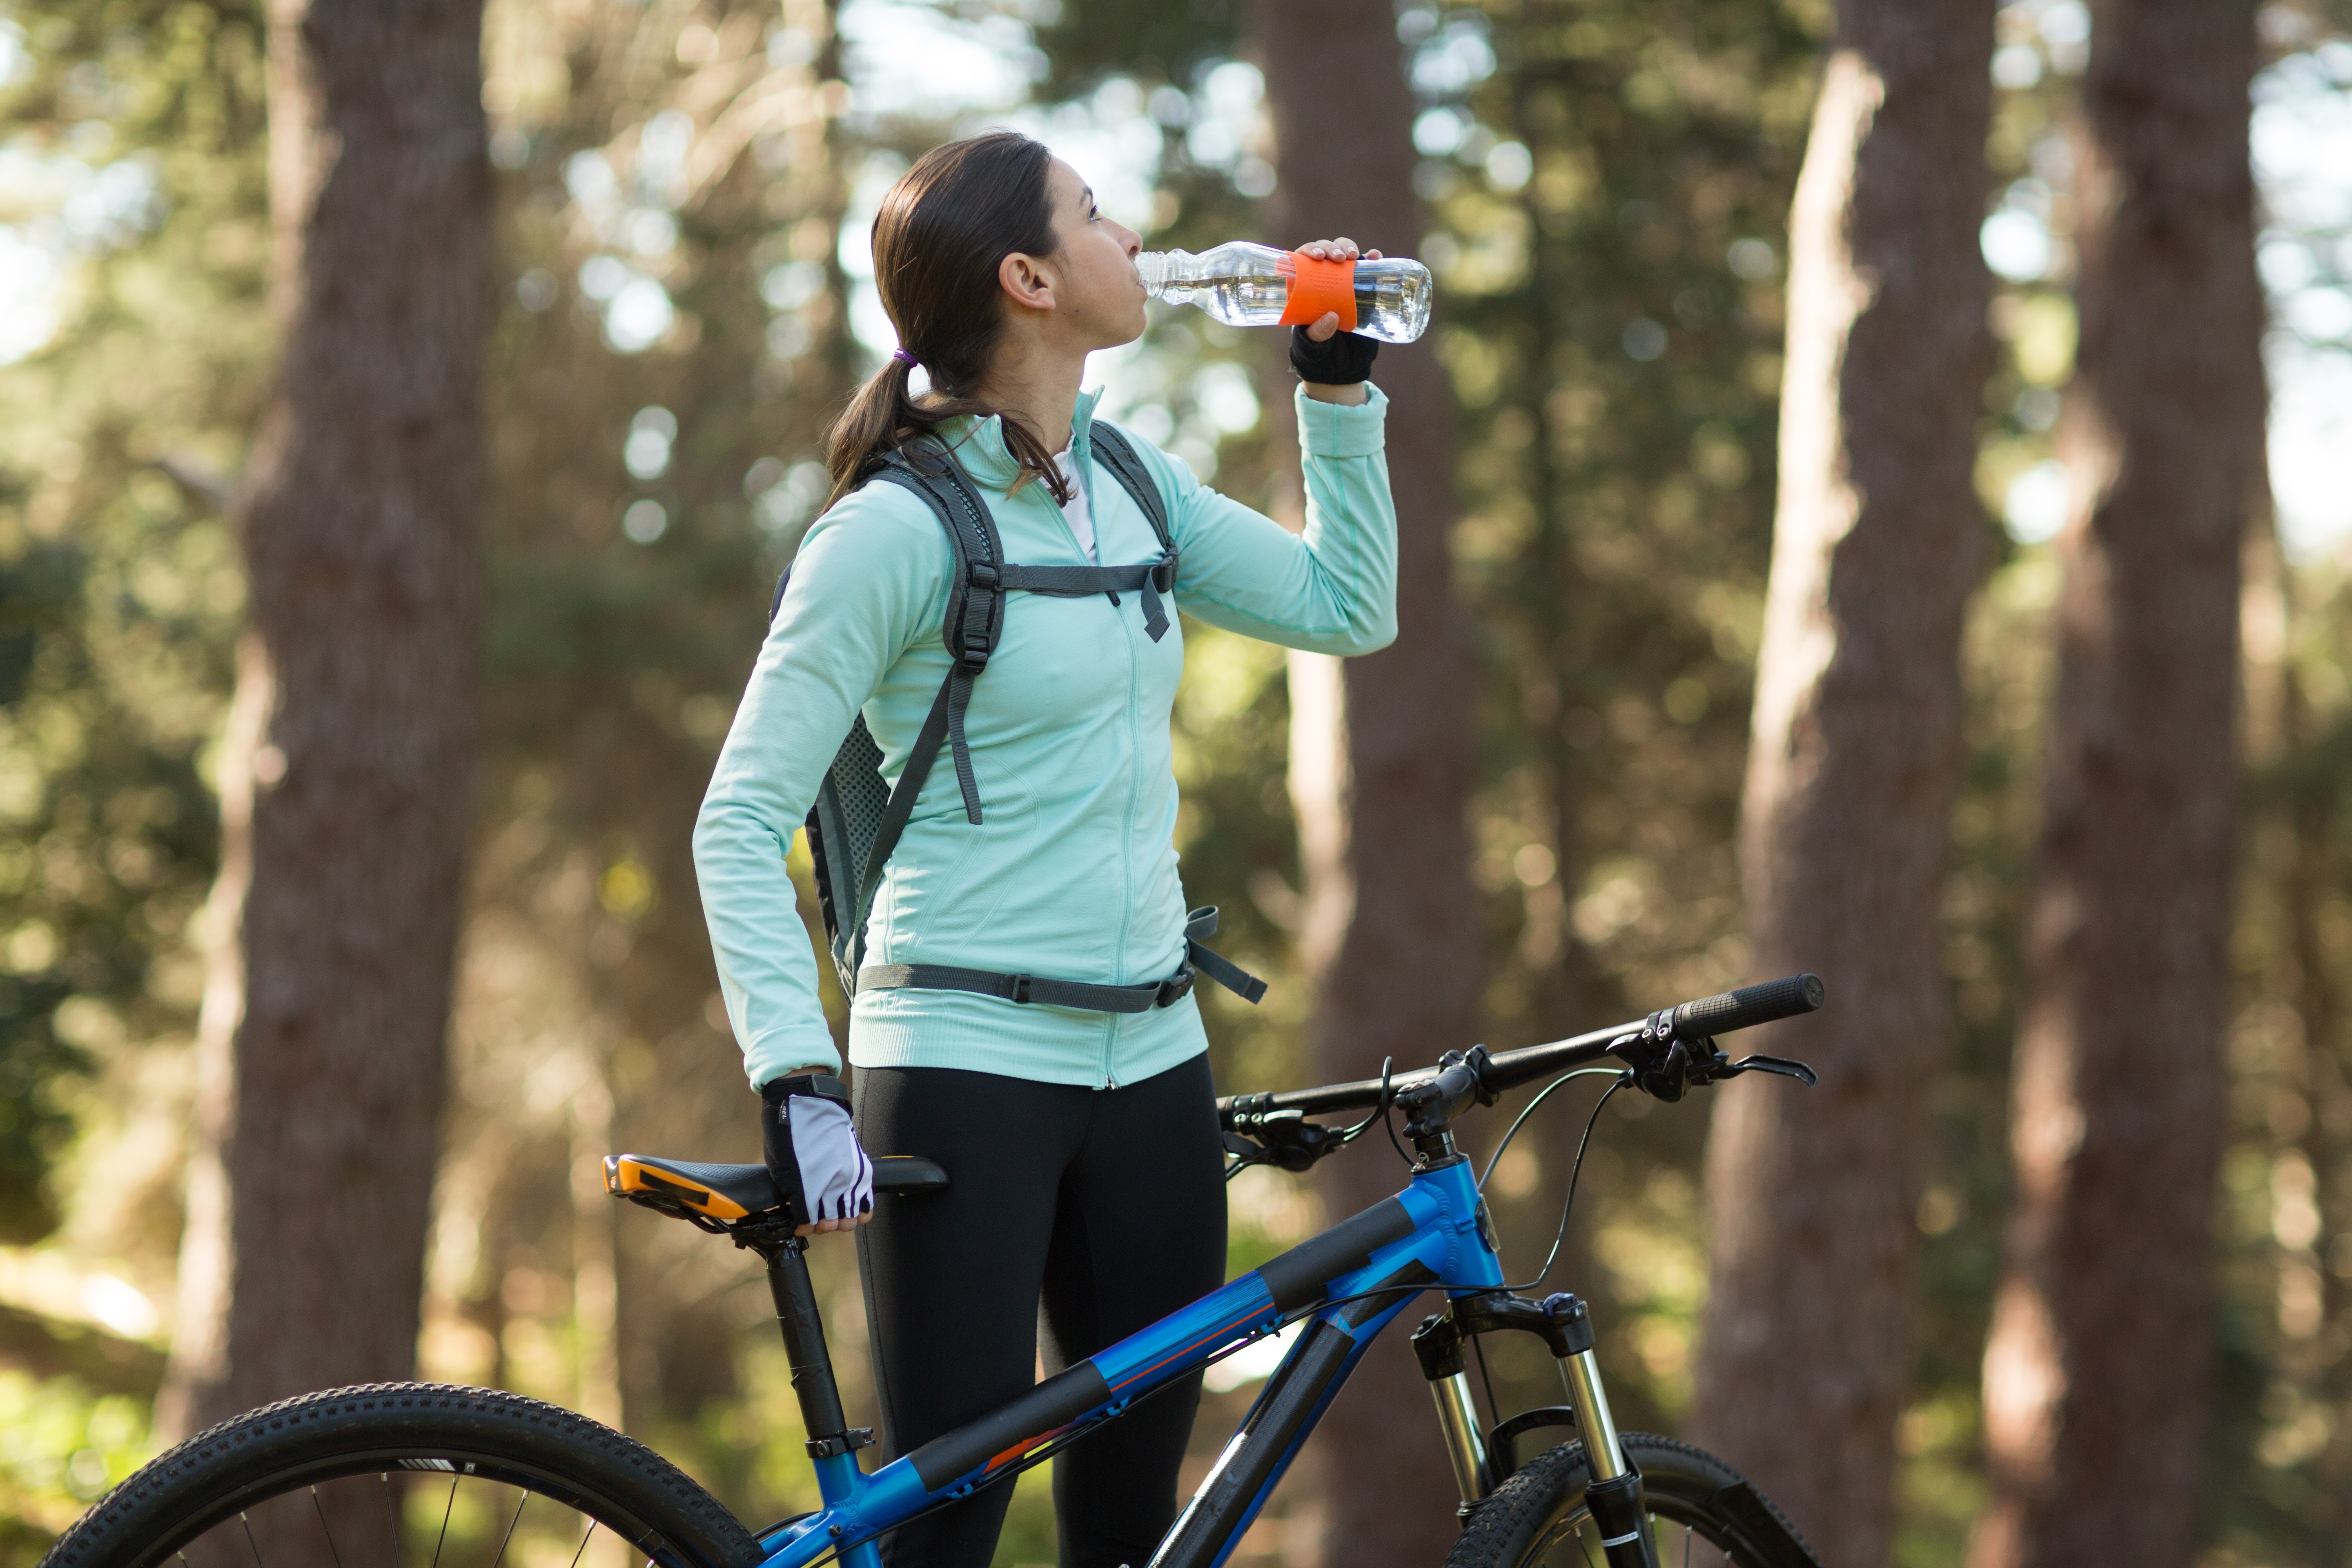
[981,551,1178,641]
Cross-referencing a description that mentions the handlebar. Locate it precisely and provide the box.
[1671,971,1824,1039]
[1216,972,1825,1129]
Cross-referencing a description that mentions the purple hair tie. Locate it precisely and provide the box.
[891,347,919,368]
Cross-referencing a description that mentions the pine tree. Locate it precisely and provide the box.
[1689,3,1993,1563]
[1971,2,2267,1560]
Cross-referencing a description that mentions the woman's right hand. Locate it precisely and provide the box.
[761,1073,876,1236]
[1292,238,1377,403]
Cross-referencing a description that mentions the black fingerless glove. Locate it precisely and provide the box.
[1289,325,1379,386]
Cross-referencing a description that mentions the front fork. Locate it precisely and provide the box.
[1413,1292,1659,1568]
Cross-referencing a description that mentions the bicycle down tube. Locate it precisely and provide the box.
[753,1155,1504,1568]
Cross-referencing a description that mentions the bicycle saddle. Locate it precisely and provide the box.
[604,1152,949,1224]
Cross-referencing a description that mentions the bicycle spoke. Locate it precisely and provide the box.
[430,1474,458,1568]
[568,1517,599,1568]
[382,1475,400,1568]
[489,1488,528,1568]
[237,1512,265,1568]
[310,1487,347,1568]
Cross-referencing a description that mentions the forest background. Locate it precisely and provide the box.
[3,0,2352,1564]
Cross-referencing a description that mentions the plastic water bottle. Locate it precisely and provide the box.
[1135,242,1433,344]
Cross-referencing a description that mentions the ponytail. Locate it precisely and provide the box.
[820,132,1075,512]
[822,357,1073,512]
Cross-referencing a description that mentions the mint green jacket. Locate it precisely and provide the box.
[695,383,1396,1090]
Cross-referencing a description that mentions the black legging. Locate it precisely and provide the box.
[853,1056,1227,1568]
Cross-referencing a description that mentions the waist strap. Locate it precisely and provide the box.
[855,906,1267,1013]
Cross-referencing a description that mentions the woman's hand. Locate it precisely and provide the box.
[761,1073,876,1236]
[1295,238,1378,405]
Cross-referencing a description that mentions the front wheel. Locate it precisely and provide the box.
[1443,1432,1822,1568]
[39,1382,762,1568]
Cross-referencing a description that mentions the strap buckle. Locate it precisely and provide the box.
[1003,973,1034,1004]
[967,560,1001,589]
[1150,551,1177,594]
[1154,967,1195,1008]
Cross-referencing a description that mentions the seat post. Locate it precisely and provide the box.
[763,1236,868,1474]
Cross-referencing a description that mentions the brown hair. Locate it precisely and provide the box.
[821,132,1073,509]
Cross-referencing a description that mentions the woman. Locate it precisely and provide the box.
[693,131,1397,1568]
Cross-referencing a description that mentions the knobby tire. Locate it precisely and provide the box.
[38,1382,762,1568]
[1443,1432,1821,1568]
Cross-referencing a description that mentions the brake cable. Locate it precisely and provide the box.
[1477,1065,1626,1192]
[1516,1072,1626,1293]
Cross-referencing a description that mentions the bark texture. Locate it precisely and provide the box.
[1262,4,1481,1565]
[1969,3,2265,1564]
[159,0,488,1449]
[1689,4,1992,1564]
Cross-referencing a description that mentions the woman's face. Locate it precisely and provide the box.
[1034,158,1146,350]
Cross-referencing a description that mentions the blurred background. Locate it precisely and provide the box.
[2,0,2350,1563]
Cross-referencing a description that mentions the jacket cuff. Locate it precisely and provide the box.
[746,1027,845,1088]
[1294,382,1388,459]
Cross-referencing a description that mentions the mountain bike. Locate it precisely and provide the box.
[44,973,1828,1568]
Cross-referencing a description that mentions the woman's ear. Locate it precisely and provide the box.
[998,250,1058,314]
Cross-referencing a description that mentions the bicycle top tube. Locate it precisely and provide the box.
[754,1155,1502,1568]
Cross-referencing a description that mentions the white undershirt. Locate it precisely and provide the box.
[1054,449,1098,563]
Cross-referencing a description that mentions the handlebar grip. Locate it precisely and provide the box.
[1672,973,1825,1038]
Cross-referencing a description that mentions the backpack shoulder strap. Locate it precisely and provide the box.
[866,442,1002,826]
[793,445,1004,992]
[1087,420,1173,554]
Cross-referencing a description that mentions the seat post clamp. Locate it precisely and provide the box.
[805,1428,874,1460]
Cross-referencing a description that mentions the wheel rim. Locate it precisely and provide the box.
[145,1459,699,1568]
[1526,1494,1752,1567]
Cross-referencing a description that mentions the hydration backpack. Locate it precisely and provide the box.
[771,422,1266,1016]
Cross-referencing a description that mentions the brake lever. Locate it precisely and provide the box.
[1223,1111,1340,1172]
[1716,1053,1817,1088]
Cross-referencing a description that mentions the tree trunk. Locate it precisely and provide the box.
[1688,4,1991,1564]
[1261,6,1481,1566]
[159,0,487,1451]
[1968,3,2265,1564]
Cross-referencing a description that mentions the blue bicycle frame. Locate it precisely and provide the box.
[753,1154,1505,1568]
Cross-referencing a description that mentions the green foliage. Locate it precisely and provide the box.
[0,0,264,1257]
[0,1370,151,1554]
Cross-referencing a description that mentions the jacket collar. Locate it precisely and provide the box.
[936,387,1105,496]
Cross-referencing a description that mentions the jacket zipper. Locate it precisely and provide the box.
[1105,431,1143,1092]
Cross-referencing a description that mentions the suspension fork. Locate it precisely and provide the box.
[1546,1295,1656,1568]
[1410,1315,1491,1509]
[1416,1292,1658,1568]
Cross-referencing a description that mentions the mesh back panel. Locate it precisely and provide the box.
[828,716,889,886]
[809,715,890,989]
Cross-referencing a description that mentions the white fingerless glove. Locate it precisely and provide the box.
[760,1073,875,1228]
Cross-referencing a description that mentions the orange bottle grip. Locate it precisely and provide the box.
[1277,252,1359,332]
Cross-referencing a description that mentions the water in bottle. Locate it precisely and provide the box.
[1134,242,1433,343]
